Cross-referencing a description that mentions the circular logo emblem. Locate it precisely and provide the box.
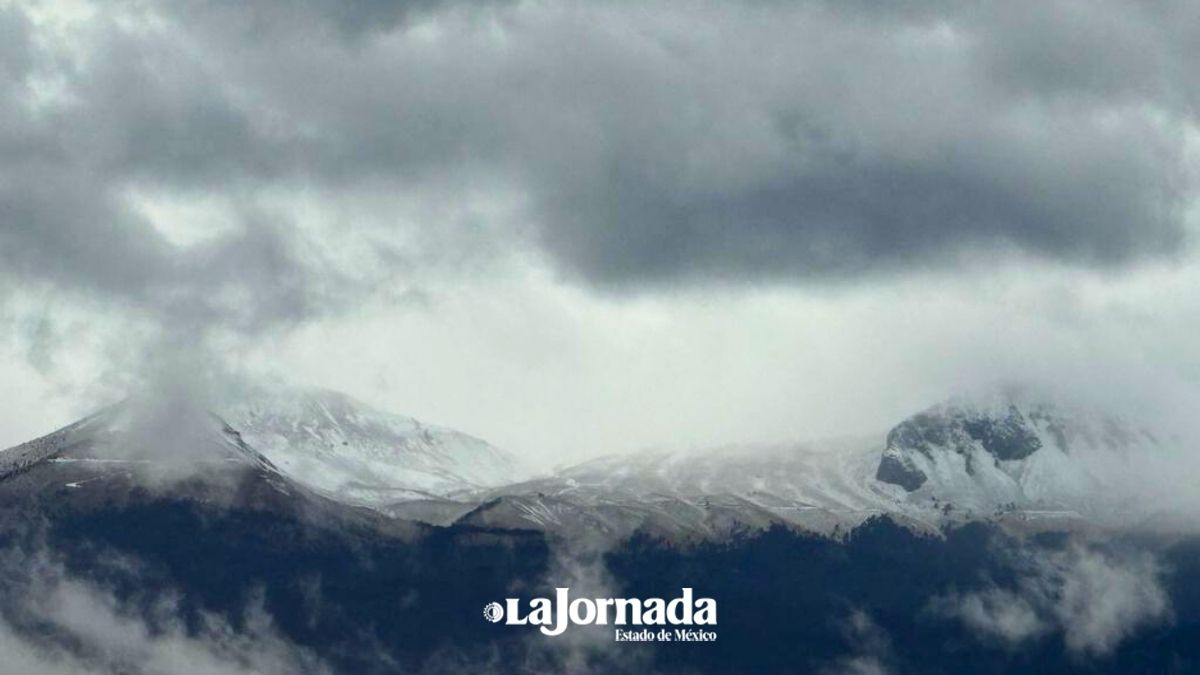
[483,602,504,623]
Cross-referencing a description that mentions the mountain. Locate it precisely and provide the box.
[217,386,526,505]
[0,385,1181,541]
[402,388,1183,540]
[0,395,402,535]
[874,390,1169,524]
[437,438,930,542]
[0,385,526,514]
[1,386,1195,674]
[0,392,545,675]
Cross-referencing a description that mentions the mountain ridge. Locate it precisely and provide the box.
[1,385,1188,542]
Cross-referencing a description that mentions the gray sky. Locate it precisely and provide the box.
[2,0,1199,466]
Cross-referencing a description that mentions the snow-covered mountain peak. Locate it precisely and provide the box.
[7,382,1188,540]
[0,394,282,507]
[2,383,528,510]
[874,389,1166,519]
[215,384,527,505]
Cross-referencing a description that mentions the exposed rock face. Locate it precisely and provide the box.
[872,391,1167,523]
[881,404,1043,479]
[961,407,1043,461]
[874,453,926,491]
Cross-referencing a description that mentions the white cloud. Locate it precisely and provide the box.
[0,547,330,675]
[933,543,1171,656]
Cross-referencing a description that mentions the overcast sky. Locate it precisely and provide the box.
[2,0,1199,466]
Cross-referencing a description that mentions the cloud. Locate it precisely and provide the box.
[936,586,1049,645]
[2,0,1196,322]
[2,0,1199,457]
[173,0,517,41]
[821,610,894,675]
[932,541,1171,656]
[531,0,1197,286]
[0,0,420,372]
[0,545,330,675]
[521,539,658,674]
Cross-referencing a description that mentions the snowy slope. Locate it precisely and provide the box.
[3,384,1181,541]
[0,394,308,515]
[874,389,1170,524]
[451,438,936,540]
[1,386,527,511]
[0,396,278,474]
[447,389,1183,540]
[217,386,526,506]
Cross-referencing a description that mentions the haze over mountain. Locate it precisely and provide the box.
[5,382,1193,544]
[219,386,527,504]
[440,388,1196,541]
[1,383,526,511]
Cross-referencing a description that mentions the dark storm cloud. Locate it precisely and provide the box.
[0,5,393,341]
[174,0,516,40]
[1,0,1197,322]
[525,0,1199,285]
